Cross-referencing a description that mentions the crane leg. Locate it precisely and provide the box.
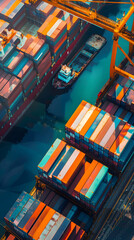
[129,19,134,57]
[110,34,118,80]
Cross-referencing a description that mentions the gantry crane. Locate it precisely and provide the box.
[30,0,134,81]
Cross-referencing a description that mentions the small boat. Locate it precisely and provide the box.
[53,65,76,89]
[52,34,106,90]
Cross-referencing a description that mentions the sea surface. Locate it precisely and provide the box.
[0,3,133,237]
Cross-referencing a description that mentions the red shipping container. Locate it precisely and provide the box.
[17,60,33,80]
[8,52,24,72]
[0,76,22,106]
[0,74,11,90]
[23,70,36,90]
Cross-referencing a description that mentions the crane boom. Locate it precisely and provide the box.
[41,0,134,43]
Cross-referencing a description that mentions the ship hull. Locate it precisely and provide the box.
[0,24,90,140]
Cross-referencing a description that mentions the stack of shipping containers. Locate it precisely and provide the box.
[0,75,23,115]
[37,15,67,61]
[32,187,93,233]
[0,0,26,29]
[5,192,86,240]
[101,100,134,125]
[38,138,117,213]
[52,9,80,44]
[65,100,134,171]
[25,0,55,24]
[35,1,56,23]
[105,64,134,113]
[0,0,89,129]
[3,138,118,239]
[16,35,51,88]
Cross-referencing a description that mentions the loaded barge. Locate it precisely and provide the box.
[52,34,106,90]
[0,0,105,141]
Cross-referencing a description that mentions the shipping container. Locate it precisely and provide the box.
[101,100,134,125]
[65,101,134,171]
[38,138,117,212]
[5,191,85,239]
[38,138,85,189]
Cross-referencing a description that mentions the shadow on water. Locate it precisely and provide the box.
[0,141,12,160]
[0,168,35,189]
[4,126,28,143]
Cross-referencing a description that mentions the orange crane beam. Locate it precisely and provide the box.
[34,0,134,80]
[41,0,134,43]
[115,66,134,80]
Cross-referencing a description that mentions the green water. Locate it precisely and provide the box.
[0,3,133,237]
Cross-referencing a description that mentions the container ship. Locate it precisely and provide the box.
[0,0,105,141]
[52,34,106,90]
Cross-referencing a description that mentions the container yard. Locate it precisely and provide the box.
[0,0,134,240]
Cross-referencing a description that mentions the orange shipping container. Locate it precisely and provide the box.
[52,9,63,18]
[31,208,56,240]
[68,162,90,195]
[61,222,76,240]
[104,120,125,151]
[26,38,40,55]
[65,101,88,129]
[80,162,103,195]
[55,151,85,188]
[116,86,128,101]
[41,141,67,173]
[38,15,55,35]
[74,160,98,195]
[5,0,20,16]
[80,107,101,137]
[22,202,45,233]
[28,205,51,236]
[29,39,45,57]
[42,17,59,36]
[90,113,110,142]
[6,235,16,240]
[110,123,131,155]
[94,115,116,145]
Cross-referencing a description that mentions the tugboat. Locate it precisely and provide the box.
[52,34,106,90]
[53,65,76,89]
